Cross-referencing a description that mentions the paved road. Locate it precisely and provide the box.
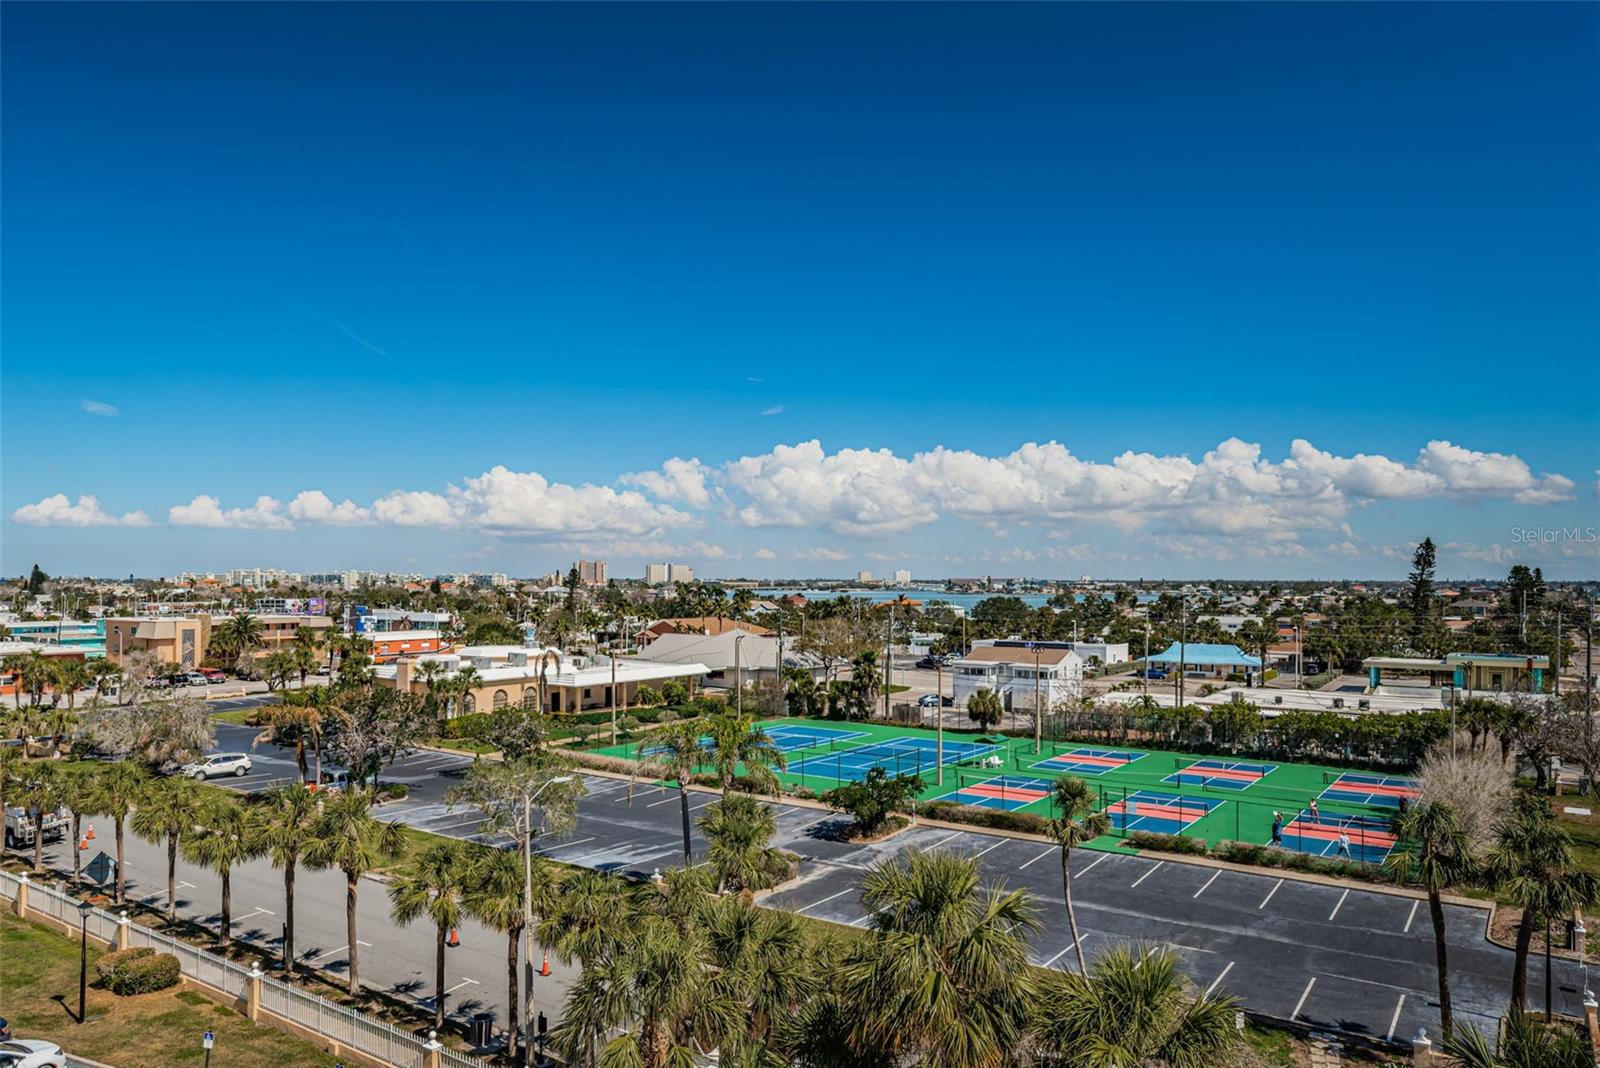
[189,720,1596,1047]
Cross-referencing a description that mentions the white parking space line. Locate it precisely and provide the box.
[1019,847,1056,870]
[969,839,1008,862]
[1404,900,1419,933]
[1328,889,1349,922]
[177,880,195,890]
[1192,871,1221,898]
[1041,938,1083,969]
[795,889,853,916]
[540,836,597,853]
[1290,977,1317,1021]
[1073,853,1109,879]
[646,794,680,808]
[1203,961,1235,999]
[787,813,836,835]
[1386,994,1406,1041]
[924,831,965,850]
[442,977,480,996]
[689,797,718,812]
[1130,862,1162,888]
[1258,879,1283,910]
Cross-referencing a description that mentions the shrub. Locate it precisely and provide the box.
[655,710,678,725]
[380,782,409,800]
[95,946,153,982]
[106,951,181,994]
[445,713,493,741]
[1127,831,1209,856]
[821,767,921,835]
[566,750,669,778]
[919,800,1048,835]
[662,680,689,706]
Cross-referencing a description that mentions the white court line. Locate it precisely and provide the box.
[1328,889,1350,922]
[970,839,1008,862]
[1074,853,1109,879]
[795,889,853,916]
[1041,938,1082,969]
[1130,862,1162,888]
[1258,879,1283,910]
[1192,871,1222,898]
[1203,961,1235,999]
[787,813,836,835]
[1404,900,1420,933]
[1019,847,1056,870]
[1386,994,1406,1041]
[1290,977,1317,1021]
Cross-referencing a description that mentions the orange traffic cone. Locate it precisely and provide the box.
[79,836,89,851]
[86,824,95,841]
[446,928,460,948]
[539,951,551,977]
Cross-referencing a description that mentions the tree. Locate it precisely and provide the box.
[389,840,477,1028]
[700,792,783,893]
[213,612,265,674]
[1028,945,1242,1067]
[50,658,92,715]
[966,687,1004,732]
[655,721,708,866]
[1046,776,1111,974]
[60,766,99,890]
[838,850,1040,1066]
[303,789,408,995]
[130,775,208,923]
[85,694,214,771]
[464,847,557,1063]
[256,688,330,785]
[182,796,268,947]
[1444,1008,1590,1068]
[260,786,320,974]
[1406,538,1438,629]
[1384,801,1474,1040]
[291,626,326,686]
[706,711,785,795]
[260,649,299,692]
[18,760,67,873]
[820,766,921,837]
[88,762,147,905]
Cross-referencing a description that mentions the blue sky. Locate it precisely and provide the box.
[3,3,1596,580]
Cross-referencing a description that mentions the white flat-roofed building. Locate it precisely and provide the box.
[377,644,709,715]
[951,640,1084,711]
[1067,641,1129,666]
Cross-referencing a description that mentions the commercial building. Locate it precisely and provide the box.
[893,569,912,587]
[636,617,772,646]
[351,607,452,634]
[1362,652,1551,694]
[951,640,1085,711]
[1147,642,1263,681]
[0,641,90,700]
[644,563,695,586]
[577,560,608,586]
[377,645,709,715]
[1066,641,1130,667]
[368,630,448,662]
[633,627,822,689]
[102,613,333,669]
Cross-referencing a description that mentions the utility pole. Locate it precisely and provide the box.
[1177,598,1188,709]
[884,604,894,720]
[935,659,945,784]
[1032,642,1042,754]
[1142,613,1150,704]
[1555,609,1562,698]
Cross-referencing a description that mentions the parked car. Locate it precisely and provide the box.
[182,672,209,687]
[0,1039,66,1068]
[1140,668,1168,680]
[176,753,252,780]
[917,693,942,708]
[3,805,70,849]
[0,1015,10,1039]
[200,668,227,683]
[915,656,939,669]
[309,767,350,794]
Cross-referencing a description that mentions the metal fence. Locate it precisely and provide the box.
[1,872,472,1067]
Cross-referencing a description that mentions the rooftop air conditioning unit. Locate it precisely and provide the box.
[1332,697,1345,709]
[1358,699,1370,711]
[1273,695,1283,705]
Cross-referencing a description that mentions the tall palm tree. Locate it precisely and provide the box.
[706,711,785,795]
[214,612,265,674]
[1384,801,1474,1040]
[130,775,208,923]
[1029,944,1242,1067]
[60,766,99,890]
[840,850,1041,1066]
[454,664,484,717]
[291,626,325,686]
[182,796,268,947]
[19,760,67,873]
[536,868,636,969]
[464,848,557,1062]
[40,705,78,759]
[89,762,147,904]
[303,788,407,995]
[389,839,477,1028]
[260,785,319,974]
[1487,792,1600,1012]
[256,692,326,784]
[50,658,91,714]
[700,792,781,894]
[656,721,707,866]
[1046,775,1111,975]
[1,652,28,711]
[704,895,819,1056]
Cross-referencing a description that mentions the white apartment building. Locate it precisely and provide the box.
[951,640,1084,712]
[645,563,695,585]
[1066,641,1130,666]
[893,569,912,586]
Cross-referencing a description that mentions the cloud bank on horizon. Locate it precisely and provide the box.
[11,436,1593,574]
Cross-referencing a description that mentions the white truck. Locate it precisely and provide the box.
[3,804,70,849]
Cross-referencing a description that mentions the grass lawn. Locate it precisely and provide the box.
[210,708,258,726]
[0,910,338,1068]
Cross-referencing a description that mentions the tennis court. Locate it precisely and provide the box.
[1102,790,1223,834]
[1163,759,1276,791]
[1029,746,1145,777]
[1319,772,1420,809]
[934,775,1054,811]
[638,722,861,759]
[1281,809,1397,864]
[787,736,1002,783]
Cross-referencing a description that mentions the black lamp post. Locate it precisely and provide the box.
[76,899,93,1024]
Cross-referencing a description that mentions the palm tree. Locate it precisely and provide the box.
[260,786,319,974]
[1046,775,1111,974]
[1384,800,1474,1040]
[454,664,484,717]
[537,868,636,969]
[704,895,818,1055]
[389,839,477,1028]
[89,762,147,904]
[19,650,53,708]
[656,721,706,867]
[840,850,1041,1066]
[60,766,99,889]
[706,712,785,795]
[700,793,781,894]
[1,652,27,711]
[50,658,91,715]
[1487,792,1600,1012]
[291,626,325,686]
[40,705,78,759]
[303,788,407,995]
[182,796,268,947]
[464,848,556,1062]
[213,612,265,674]
[130,775,208,923]
[1028,944,1242,1067]
[1444,1008,1591,1068]
[19,760,67,873]
[255,692,326,784]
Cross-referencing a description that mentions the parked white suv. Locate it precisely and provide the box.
[177,752,252,780]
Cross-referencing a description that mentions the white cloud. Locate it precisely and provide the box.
[80,400,119,417]
[760,405,785,416]
[12,494,152,528]
[621,457,713,509]
[753,547,777,560]
[371,490,460,528]
[1415,440,1572,502]
[793,546,849,561]
[169,495,293,530]
[287,490,372,526]
[454,466,691,536]
[724,441,935,535]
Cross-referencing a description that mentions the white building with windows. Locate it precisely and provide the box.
[951,640,1084,712]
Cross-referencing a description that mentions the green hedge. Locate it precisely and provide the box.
[104,949,181,994]
[1130,833,1390,883]
[95,946,152,982]
[920,800,1049,836]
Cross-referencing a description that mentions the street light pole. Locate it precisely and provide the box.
[522,774,574,1067]
[1032,643,1042,754]
[734,635,745,718]
[77,899,92,1024]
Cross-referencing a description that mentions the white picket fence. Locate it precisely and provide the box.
[0,869,484,1068]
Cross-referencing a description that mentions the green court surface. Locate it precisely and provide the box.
[593,716,1412,858]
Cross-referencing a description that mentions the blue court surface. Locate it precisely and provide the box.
[1319,773,1420,809]
[934,775,1054,811]
[639,723,861,758]
[1029,747,1145,776]
[788,736,1003,783]
[1163,759,1276,791]
[1281,810,1397,865]
[1103,790,1222,835]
